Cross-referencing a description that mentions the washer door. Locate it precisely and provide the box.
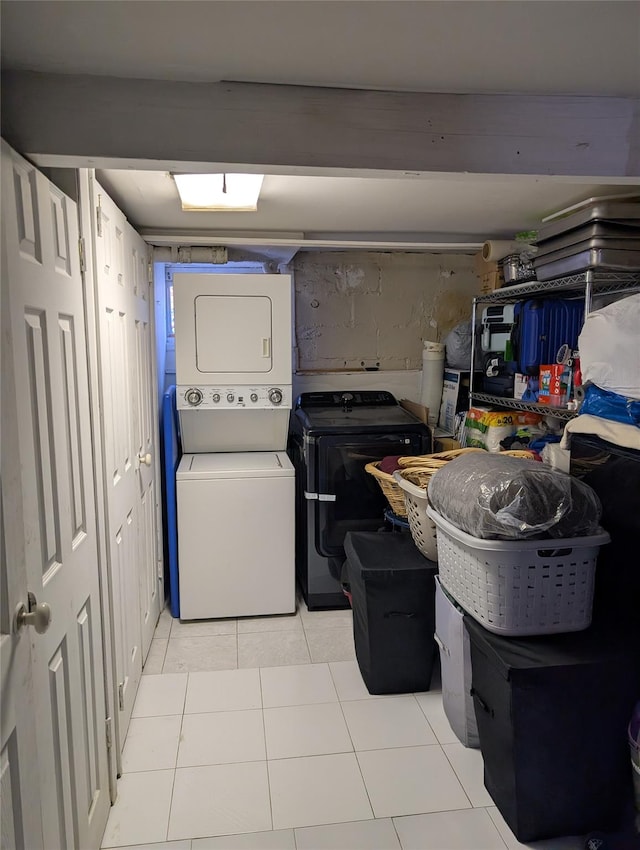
[314,433,423,557]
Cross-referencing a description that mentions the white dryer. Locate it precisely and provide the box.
[173,273,292,452]
[177,451,295,620]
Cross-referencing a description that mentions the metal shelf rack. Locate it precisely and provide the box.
[469,269,640,420]
[469,392,577,421]
[474,270,640,305]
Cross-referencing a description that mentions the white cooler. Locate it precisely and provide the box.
[434,576,479,748]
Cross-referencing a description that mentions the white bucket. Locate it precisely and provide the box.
[420,341,445,426]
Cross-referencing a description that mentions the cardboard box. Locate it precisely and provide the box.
[400,399,429,425]
[438,370,470,433]
[474,251,505,293]
[434,437,461,453]
[473,251,498,278]
[479,268,505,294]
[513,373,529,400]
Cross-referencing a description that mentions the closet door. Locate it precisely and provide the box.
[91,177,161,753]
[1,141,111,850]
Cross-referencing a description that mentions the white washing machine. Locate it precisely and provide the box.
[177,452,295,620]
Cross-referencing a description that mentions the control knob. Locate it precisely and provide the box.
[212,393,220,403]
[227,393,235,403]
[185,388,203,406]
[268,388,283,406]
[250,393,258,403]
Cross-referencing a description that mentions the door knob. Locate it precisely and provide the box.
[138,452,152,467]
[14,592,52,634]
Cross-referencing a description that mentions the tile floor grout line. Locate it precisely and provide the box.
[351,746,377,823]
[389,812,404,849]
[158,636,169,672]
[439,742,476,811]
[407,692,440,743]
[485,805,513,850]
[299,615,314,666]
[164,763,179,842]
[258,668,276,833]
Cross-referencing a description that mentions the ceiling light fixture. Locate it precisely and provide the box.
[172,173,264,211]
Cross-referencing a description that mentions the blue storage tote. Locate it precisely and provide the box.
[434,577,479,748]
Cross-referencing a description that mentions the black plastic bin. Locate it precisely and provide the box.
[345,532,438,695]
[465,615,640,842]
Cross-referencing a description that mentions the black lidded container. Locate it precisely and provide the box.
[345,531,438,695]
[465,615,640,842]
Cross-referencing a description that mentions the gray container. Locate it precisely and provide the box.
[434,576,479,748]
[535,221,640,255]
[534,247,640,281]
[536,200,640,242]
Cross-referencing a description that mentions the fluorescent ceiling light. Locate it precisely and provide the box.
[173,173,264,211]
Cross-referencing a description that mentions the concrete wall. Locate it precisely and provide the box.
[293,251,479,371]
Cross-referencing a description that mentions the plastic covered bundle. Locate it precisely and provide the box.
[444,321,472,369]
[578,293,640,400]
[427,452,602,540]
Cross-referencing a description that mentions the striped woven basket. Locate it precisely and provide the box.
[364,461,409,516]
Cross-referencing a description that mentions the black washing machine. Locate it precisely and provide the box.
[288,391,431,609]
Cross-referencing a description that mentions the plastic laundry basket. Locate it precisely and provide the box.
[426,506,610,636]
[393,468,438,561]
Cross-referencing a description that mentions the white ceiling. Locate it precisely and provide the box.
[96,169,640,244]
[2,1,639,96]
[3,1,640,251]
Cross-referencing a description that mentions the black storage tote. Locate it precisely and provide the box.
[465,615,640,842]
[345,532,438,695]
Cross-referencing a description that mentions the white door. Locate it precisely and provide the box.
[1,189,44,850]
[130,224,162,656]
[91,178,161,749]
[195,295,273,373]
[1,143,111,849]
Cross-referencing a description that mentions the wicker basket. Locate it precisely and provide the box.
[367,449,538,521]
[364,461,409,517]
[397,447,484,469]
[393,468,439,560]
[366,448,483,519]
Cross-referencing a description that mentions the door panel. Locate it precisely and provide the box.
[195,295,272,373]
[2,142,110,849]
[1,171,44,850]
[129,220,160,657]
[95,194,142,739]
[92,180,161,749]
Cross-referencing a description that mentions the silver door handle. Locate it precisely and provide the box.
[14,592,52,634]
[138,452,152,467]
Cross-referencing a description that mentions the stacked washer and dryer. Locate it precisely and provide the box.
[174,273,295,620]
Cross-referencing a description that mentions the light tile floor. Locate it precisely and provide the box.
[102,599,586,850]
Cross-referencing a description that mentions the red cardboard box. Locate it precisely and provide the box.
[538,364,571,407]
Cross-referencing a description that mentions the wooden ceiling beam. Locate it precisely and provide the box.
[2,71,639,178]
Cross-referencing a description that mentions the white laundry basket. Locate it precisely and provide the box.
[393,469,438,561]
[426,506,610,636]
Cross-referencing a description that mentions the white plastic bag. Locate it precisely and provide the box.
[578,293,640,400]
